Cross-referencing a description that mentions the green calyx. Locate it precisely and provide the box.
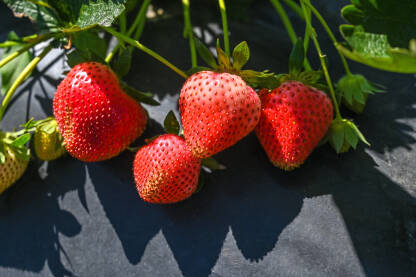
[336,74,385,114]
[277,38,326,89]
[328,118,370,154]
[0,130,31,164]
[190,38,280,89]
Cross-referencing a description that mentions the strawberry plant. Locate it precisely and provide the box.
[0,0,414,202]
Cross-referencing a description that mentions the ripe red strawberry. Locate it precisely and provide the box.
[133,134,201,204]
[179,71,261,158]
[53,62,147,162]
[256,81,333,170]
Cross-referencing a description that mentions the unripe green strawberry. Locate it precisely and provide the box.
[133,134,201,204]
[33,118,65,161]
[256,81,333,170]
[179,71,261,158]
[53,62,147,162]
[0,147,28,195]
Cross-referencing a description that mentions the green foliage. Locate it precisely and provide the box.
[340,0,416,73]
[328,119,369,153]
[4,0,128,32]
[0,32,33,96]
[289,39,304,75]
[232,41,249,71]
[164,111,180,135]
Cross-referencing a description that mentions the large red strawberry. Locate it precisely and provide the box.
[256,81,333,170]
[53,62,147,162]
[133,134,201,204]
[179,71,261,158]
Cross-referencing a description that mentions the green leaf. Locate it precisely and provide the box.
[341,0,416,49]
[121,83,160,106]
[339,0,416,73]
[349,121,370,146]
[201,157,226,171]
[289,38,304,75]
[11,133,31,147]
[194,171,205,194]
[112,47,132,78]
[240,70,281,89]
[0,151,5,164]
[232,41,250,71]
[194,37,217,69]
[0,32,33,96]
[72,31,107,59]
[48,0,128,29]
[66,47,105,68]
[329,121,345,153]
[163,111,180,135]
[66,50,88,68]
[4,0,61,31]
[216,42,231,70]
[345,123,359,149]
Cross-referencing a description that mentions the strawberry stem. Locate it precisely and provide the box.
[218,0,230,57]
[182,0,197,67]
[270,0,311,70]
[105,0,152,63]
[299,0,311,64]
[102,27,188,79]
[281,0,304,20]
[0,33,54,69]
[300,0,342,119]
[302,0,352,76]
[0,44,53,122]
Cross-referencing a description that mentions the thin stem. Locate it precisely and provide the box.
[120,12,127,34]
[0,33,53,68]
[300,1,341,119]
[102,27,188,79]
[270,0,311,70]
[105,0,152,63]
[0,44,52,122]
[281,0,304,20]
[300,0,311,60]
[303,0,352,75]
[182,0,197,67]
[218,0,230,56]
[270,0,297,44]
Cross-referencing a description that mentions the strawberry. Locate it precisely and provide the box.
[133,134,201,204]
[53,62,147,162]
[0,148,28,194]
[179,71,261,158]
[33,117,66,161]
[0,131,30,195]
[255,81,333,170]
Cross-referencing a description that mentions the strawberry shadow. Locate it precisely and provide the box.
[88,131,304,276]
[0,158,86,277]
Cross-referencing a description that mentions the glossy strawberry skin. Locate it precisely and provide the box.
[133,134,201,204]
[256,81,333,170]
[53,62,147,162]
[179,71,261,158]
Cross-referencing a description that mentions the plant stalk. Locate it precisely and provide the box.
[0,33,53,68]
[300,1,341,119]
[218,0,230,56]
[0,44,53,122]
[105,0,152,63]
[182,0,197,67]
[302,0,352,75]
[270,0,311,70]
[102,27,188,79]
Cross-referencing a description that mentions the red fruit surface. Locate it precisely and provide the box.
[53,62,147,162]
[133,134,201,204]
[255,81,333,170]
[179,71,261,158]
